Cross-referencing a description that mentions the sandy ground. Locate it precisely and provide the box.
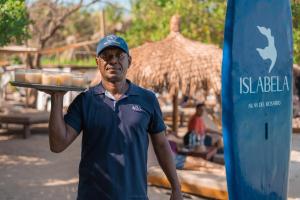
[289,133,300,200]
[0,125,299,200]
[0,126,205,200]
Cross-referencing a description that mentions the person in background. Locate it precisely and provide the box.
[167,133,224,173]
[184,103,221,151]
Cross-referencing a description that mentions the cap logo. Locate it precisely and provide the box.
[97,35,128,55]
[107,35,117,41]
[104,41,120,46]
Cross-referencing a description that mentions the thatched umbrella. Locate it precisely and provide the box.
[128,15,222,133]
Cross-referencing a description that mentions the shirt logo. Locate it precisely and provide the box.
[256,26,277,73]
[132,105,144,112]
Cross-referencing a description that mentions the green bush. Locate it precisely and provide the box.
[0,0,30,46]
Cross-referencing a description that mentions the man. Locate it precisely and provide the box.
[44,35,183,200]
[184,103,221,149]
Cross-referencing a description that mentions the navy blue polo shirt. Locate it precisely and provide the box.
[64,80,166,200]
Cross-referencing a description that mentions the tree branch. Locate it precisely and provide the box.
[40,0,101,45]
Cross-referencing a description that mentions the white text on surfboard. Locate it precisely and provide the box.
[239,76,289,94]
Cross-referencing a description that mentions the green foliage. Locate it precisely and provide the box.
[61,10,95,41]
[53,3,125,45]
[10,55,22,65]
[0,0,30,46]
[119,0,300,65]
[105,4,124,24]
[292,1,300,64]
[41,57,96,67]
[120,0,226,48]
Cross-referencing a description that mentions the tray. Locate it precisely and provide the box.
[10,81,86,92]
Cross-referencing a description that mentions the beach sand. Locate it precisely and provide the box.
[0,125,299,200]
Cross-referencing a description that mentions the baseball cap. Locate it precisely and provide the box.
[96,34,129,56]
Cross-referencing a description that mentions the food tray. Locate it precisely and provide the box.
[10,81,86,92]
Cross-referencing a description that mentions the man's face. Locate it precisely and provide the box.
[96,47,131,83]
[196,106,204,116]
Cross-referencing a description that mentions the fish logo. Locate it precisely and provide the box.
[104,35,120,46]
[107,35,117,41]
[256,26,277,73]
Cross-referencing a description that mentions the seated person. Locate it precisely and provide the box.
[184,103,221,150]
[168,139,224,173]
[180,95,189,107]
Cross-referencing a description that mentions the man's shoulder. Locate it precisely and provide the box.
[72,86,96,101]
[130,82,157,98]
[84,84,104,96]
[189,114,198,121]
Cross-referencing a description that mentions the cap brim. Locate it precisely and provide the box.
[97,45,129,56]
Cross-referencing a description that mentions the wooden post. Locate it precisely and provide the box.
[25,88,29,108]
[23,124,31,139]
[99,10,106,37]
[172,89,179,134]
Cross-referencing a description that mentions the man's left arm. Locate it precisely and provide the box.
[150,132,183,200]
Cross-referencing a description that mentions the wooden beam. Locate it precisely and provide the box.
[172,90,178,134]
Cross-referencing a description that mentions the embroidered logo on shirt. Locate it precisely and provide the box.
[132,105,144,112]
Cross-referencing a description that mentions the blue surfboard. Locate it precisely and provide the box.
[222,0,293,199]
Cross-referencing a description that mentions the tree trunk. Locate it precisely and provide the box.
[27,88,38,108]
[28,43,43,108]
[23,53,33,68]
[172,90,179,134]
[33,41,45,68]
[33,52,42,69]
[27,47,42,108]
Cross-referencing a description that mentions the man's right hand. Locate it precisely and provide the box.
[45,89,78,153]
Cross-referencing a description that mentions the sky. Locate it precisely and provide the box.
[26,0,131,11]
[102,0,131,11]
[93,0,131,15]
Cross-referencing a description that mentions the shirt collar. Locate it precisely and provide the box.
[93,79,140,96]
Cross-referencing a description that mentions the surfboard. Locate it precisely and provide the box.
[222,0,293,199]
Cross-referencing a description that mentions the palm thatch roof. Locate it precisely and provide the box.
[127,15,222,96]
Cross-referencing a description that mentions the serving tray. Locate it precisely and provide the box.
[10,81,86,92]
